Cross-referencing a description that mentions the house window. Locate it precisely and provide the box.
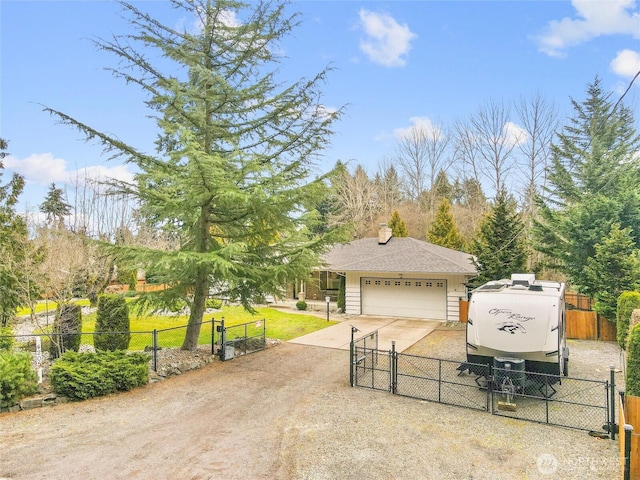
[415,281,422,287]
[384,280,391,286]
[425,282,433,287]
[405,281,411,286]
[437,282,444,288]
[364,280,371,285]
[374,280,381,286]
[319,271,340,291]
[395,281,401,286]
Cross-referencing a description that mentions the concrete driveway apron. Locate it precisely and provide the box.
[289,316,442,352]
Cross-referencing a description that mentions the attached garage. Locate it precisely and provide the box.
[321,224,477,323]
[361,277,447,319]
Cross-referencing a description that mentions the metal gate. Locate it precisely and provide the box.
[349,331,614,434]
[214,318,267,361]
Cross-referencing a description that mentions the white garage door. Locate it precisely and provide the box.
[361,278,447,320]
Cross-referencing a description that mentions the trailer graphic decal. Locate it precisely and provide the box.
[496,322,527,334]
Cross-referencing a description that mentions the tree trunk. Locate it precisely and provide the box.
[181,268,209,350]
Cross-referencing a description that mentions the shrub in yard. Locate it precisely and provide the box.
[626,323,640,396]
[206,298,223,310]
[50,350,149,400]
[0,351,37,408]
[617,291,640,349]
[94,294,130,351]
[49,304,82,360]
[296,300,307,311]
[0,326,14,351]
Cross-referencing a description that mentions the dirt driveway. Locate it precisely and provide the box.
[0,328,622,480]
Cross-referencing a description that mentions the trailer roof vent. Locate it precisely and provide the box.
[528,284,544,292]
[478,284,505,292]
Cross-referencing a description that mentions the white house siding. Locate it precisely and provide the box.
[343,272,471,322]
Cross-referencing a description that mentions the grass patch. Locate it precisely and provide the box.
[16,299,90,317]
[30,304,337,350]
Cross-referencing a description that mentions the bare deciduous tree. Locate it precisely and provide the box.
[467,99,522,197]
[329,164,380,239]
[394,120,452,206]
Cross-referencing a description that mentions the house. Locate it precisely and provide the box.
[317,224,477,322]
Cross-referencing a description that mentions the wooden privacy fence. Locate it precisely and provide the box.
[458,300,617,341]
[565,310,617,341]
[619,394,640,479]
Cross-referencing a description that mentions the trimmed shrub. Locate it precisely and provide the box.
[206,298,223,310]
[626,323,640,396]
[0,351,37,408]
[49,304,82,360]
[50,350,149,400]
[0,326,14,351]
[94,294,130,351]
[617,291,640,349]
[296,300,307,311]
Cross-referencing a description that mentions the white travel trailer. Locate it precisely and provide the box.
[465,274,568,378]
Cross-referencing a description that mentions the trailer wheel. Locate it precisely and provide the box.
[563,356,569,376]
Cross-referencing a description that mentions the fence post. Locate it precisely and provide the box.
[350,326,357,387]
[624,424,633,480]
[152,328,158,372]
[390,341,396,394]
[611,365,617,440]
[210,319,215,355]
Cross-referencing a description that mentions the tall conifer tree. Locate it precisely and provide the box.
[470,190,528,286]
[533,77,640,295]
[45,1,342,349]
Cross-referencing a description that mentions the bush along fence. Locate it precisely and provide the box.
[0,318,267,411]
[350,329,617,435]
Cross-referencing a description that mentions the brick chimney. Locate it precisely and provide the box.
[378,223,392,245]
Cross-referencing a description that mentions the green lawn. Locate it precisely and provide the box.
[16,299,91,317]
[29,303,336,350]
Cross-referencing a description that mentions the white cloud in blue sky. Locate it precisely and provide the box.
[5,153,134,188]
[611,49,640,77]
[534,0,640,57]
[357,9,417,67]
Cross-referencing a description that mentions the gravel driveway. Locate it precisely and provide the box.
[0,324,623,480]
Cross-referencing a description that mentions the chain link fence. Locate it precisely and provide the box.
[350,330,614,433]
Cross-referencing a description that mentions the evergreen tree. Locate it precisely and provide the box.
[40,183,71,229]
[470,190,528,286]
[388,210,408,237]
[0,139,28,326]
[427,198,466,251]
[44,1,342,350]
[432,169,452,203]
[533,77,640,295]
[583,224,640,322]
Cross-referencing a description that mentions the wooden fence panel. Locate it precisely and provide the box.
[459,300,468,323]
[599,316,618,342]
[566,310,598,340]
[622,395,640,479]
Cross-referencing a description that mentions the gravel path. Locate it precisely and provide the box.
[0,324,623,480]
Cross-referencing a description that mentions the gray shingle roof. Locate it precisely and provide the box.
[322,237,476,275]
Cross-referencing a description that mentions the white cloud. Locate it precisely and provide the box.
[502,122,528,148]
[393,116,440,139]
[4,152,134,187]
[534,0,640,57]
[3,153,68,184]
[358,9,417,67]
[611,49,640,77]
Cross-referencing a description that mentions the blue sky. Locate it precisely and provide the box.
[2,0,639,211]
